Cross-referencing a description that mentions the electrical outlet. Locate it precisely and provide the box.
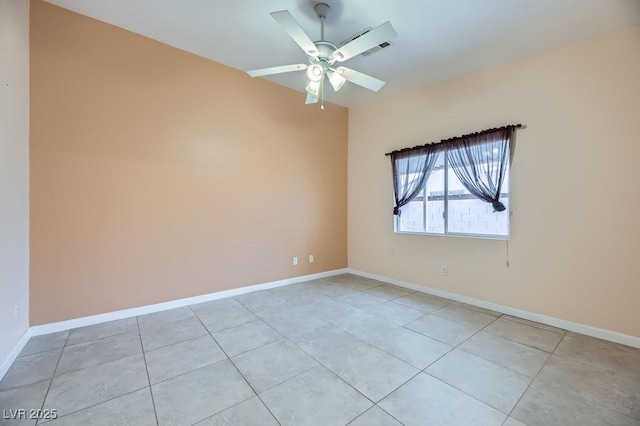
[14,303,19,319]
[441,265,449,276]
[293,257,298,266]
[309,255,314,263]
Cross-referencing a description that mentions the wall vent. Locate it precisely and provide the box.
[339,27,394,57]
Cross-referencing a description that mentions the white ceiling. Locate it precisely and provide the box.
[44,0,640,107]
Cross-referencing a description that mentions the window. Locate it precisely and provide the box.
[395,148,510,239]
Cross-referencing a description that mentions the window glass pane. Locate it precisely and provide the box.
[398,186,425,233]
[446,160,509,237]
[394,146,509,238]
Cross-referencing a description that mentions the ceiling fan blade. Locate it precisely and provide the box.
[270,11,319,58]
[333,21,397,62]
[305,91,319,104]
[247,64,308,78]
[335,67,385,92]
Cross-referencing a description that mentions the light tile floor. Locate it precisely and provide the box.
[1,274,640,425]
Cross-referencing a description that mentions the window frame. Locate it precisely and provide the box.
[394,147,511,240]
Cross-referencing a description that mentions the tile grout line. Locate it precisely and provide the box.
[401,303,500,348]
[36,387,149,424]
[191,298,259,328]
[504,345,553,422]
[428,305,499,328]
[19,319,151,423]
[141,357,228,387]
[273,323,407,410]
[406,314,521,418]
[357,327,448,370]
[480,327,563,354]
[136,316,160,426]
[454,342,552,380]
[142,332,214,355]
[424,372,514,419]
[376,405,408,426]
[545,335,640,422]
[135,309,277,387]
[421,315,536,415]
[417,342,456,374]
[63,321,137,348]
[500,315,567,336]
[334,323,445,371]
[162,298,538,422]
[14,332,68,359]
[344,406,375,426]
[187,304,283,426]
[550,332,566,354]
[39,302,292,423]
[437,311,501,351]
[501,327,562,422]
[269,339,376,407]
[364,311,479,423]
[141,335,210,354]
[346,404,407,426]
[423,311,541,381]
[373,367,423,403]
[400,323,460,347]
[34,330,70,425]
[293,301,429,372]
[394,300,462,330]
[245,308,381,419]
[0,350,61,393]
[446,315,553,380]
[550,348,638,379]
[243,313,356,425]
[26,331,145,381]
[360,289,416,302]
[260,283,502,409]
[189,395,278,426]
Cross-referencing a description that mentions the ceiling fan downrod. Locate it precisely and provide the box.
[314,3,330,41]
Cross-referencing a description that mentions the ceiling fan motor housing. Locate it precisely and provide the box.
[310,41,337,64]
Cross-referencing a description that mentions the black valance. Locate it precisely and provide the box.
[388,124,523,215]
[384,124,523,157]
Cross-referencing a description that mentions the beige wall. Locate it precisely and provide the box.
[1,0,30,364]
[30,0,348,325]
[348,27,640,338]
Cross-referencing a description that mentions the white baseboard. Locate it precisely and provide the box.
[347,268,640,349]
[17,264,639,364]
[0,328,32,381]
[30,268,348,337]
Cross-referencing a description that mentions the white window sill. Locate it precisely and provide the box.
[394,230,509,241]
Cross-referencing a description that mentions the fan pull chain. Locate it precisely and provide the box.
[506,240,510,267]
[321,79,325,110]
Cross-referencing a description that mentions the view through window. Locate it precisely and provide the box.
[396,150,510,238]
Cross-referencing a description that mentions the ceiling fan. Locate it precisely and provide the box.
[247,3,397,108]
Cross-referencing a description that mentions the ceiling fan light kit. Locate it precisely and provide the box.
[328,69,346,91]
[307,63,324,81]
[247,2,397,108]
[305,80,321,96]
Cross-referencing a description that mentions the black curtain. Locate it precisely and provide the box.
[391,145,439,215]
[446,128,512,212]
